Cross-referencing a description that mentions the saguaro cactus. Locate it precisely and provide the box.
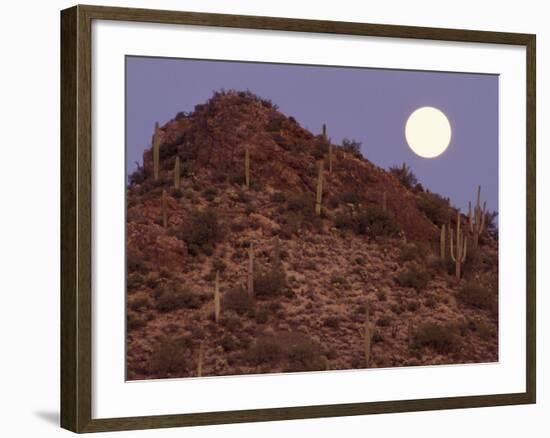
[244,146,250,190]
[153,122,160,180]
[323,123,333,174]
[247,243,254,298]
[214,270,220,323]
[315,159,324,216]
[468,185,486,248]
[450,211,467,278]
[174,156,181,189]
[440,224,446,261]
[197,341,204,377]
[161,189,168,228]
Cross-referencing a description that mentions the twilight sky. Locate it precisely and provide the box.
[126,56,499,213]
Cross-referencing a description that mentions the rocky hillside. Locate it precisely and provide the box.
[126,90,498,380]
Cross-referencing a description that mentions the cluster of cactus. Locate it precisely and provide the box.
[450,210,467,279]
[468,185,486,248]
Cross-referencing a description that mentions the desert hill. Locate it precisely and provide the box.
[126,89,498,380]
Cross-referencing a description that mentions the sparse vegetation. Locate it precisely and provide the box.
[390,162,418,189]
[341,138,363,158]
[254,265,287,299]
[457,282,495,311]
[396,266,431,292]
[417,191,451,225]
[149,336,190,375]
[413,321,461,354]
[223,286,255,316]
[180,208,224,255]
[155,284,202,312]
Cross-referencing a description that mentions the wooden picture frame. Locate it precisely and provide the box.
[61,4,536,433]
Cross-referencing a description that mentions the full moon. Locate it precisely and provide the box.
[405,106,451,158]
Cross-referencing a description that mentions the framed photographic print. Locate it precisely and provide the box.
[60,4,536,433]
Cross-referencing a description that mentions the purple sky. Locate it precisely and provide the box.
[126,56,498,213]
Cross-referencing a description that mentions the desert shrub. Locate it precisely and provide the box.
[323,316,340,328]
[376,290,388,301]
[127,312,146,330]
[266,114,285,132]
[396,267,431,292]
[155,284,202,312]
[127,251,146,273]
[202,187,218,201]
[417,192,451,225]
[355,206,400,237]
[223,286,255,316]
[270,191,287,203]
[255,307,270,324]
[399,242,420,262]
[456,282,494,310]
[287,193,315,217]
[376,315,392,327]
[285,335,325,372]
[413,321,461,354]
[425,295,437,309]
[389,162,418,189]
[330,275,349,288]
[247,335,283,365]
[180,208,223,254]
[334,211,354,229]
[484,210,499,234]
[221,334,238,352]
[246,333,325,372]
[149,336,190,375]
[254,266,287,299]
[407,300,420,312]
[338,190,362,205]
[341,138,363,158]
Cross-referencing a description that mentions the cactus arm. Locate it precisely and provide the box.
[461,236,467,263]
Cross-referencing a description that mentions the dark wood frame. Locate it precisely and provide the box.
[61,4,536,433]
